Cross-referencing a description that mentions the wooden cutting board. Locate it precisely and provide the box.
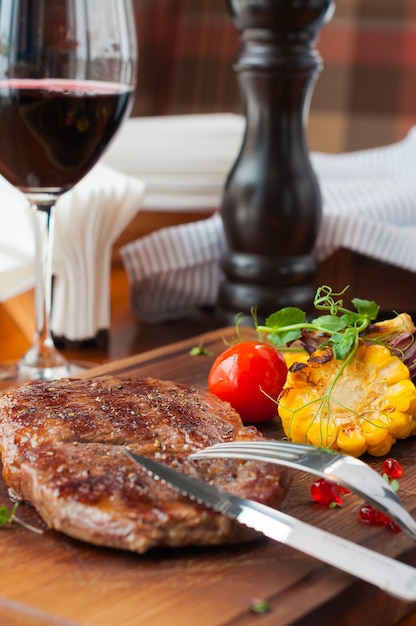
[1,327,416,626]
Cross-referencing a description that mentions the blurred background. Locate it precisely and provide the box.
[3,0,416,357]
[130,0,416,154]
[108,0,416,316]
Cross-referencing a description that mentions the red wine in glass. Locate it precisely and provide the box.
[0,0,137,385]
[0,79,132,192]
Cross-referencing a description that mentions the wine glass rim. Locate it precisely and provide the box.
[0,78,133,90]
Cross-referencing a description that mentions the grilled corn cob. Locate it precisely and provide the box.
[279,342,416,457]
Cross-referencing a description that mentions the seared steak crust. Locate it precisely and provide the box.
[0,376,290,553]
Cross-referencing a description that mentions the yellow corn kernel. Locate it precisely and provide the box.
[336,423,367,457]
[367,433,396,457]
[376,357,412,385]
[387,410,413,438]
[278,388,321,423]
[360,343,391,365]
[285,415,315,444]
[305,419,338,449]
[361,414,390,446]
[381,379,415,412]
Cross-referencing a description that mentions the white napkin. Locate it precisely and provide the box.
[121,126,416,323]
[101,113,245,211]
[51,164,145,340]
[0,164,145,341]
[0,177,35,301]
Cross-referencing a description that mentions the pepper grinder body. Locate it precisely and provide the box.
[218,0,335,322]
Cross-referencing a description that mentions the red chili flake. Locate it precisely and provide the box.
[311,478,345,507]
[382,458,403,480]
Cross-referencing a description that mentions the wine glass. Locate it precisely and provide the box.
[0,0,137,384]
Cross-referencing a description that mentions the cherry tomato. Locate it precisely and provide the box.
[208,341,288,423]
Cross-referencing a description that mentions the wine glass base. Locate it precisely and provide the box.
[0,360,86,392]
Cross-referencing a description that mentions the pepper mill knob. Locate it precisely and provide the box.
[218,0,335,322]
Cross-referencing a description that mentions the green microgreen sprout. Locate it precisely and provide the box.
[254,285,379,360]
[328,501,340,509]
[0,503,17,528]
[249,598,271,614]
[189,342,213,357]
[0,502,43,534]
[383,474,400,493]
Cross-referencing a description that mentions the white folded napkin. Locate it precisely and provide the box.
[51,164,145,340]
[0,176,34,301]
[101,113,245,211]
[0,164,145,341]
[121,126,416,323]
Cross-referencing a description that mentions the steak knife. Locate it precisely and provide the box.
[126,450,416,602]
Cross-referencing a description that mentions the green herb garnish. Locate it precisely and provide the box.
[383,474,400,493]
[0,502,43,534]
[255,285,379,360]
[250,598,271,614]
[189,342,213,357]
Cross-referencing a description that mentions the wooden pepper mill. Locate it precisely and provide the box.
[218,0,335,322]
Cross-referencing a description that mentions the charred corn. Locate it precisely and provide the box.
[278,342,416,457]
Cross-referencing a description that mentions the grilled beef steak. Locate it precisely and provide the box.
[0,376,290,553]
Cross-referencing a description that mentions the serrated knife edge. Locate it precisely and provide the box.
[126,450,416,602]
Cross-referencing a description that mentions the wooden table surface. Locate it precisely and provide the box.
[1,268,416,626]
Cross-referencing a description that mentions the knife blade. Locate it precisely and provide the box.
[126,450,416,602]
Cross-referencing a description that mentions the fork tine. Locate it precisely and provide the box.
[190,443,330,479]
[193,447,317,472]
[191,440,387,485]
[195,441,327,461]
[190,441,416,541]
[196,441,334,456]
[192,441,349,468]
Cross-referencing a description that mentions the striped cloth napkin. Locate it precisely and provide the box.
[121,127,416,323]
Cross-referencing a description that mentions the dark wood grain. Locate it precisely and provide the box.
[0,327,416,626]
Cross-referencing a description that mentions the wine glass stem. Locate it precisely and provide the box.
[18,199,70,378]
[33,201,55,349]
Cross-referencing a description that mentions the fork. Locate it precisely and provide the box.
[190,441,416,541]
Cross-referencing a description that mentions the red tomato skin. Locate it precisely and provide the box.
[208,341,288,423]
